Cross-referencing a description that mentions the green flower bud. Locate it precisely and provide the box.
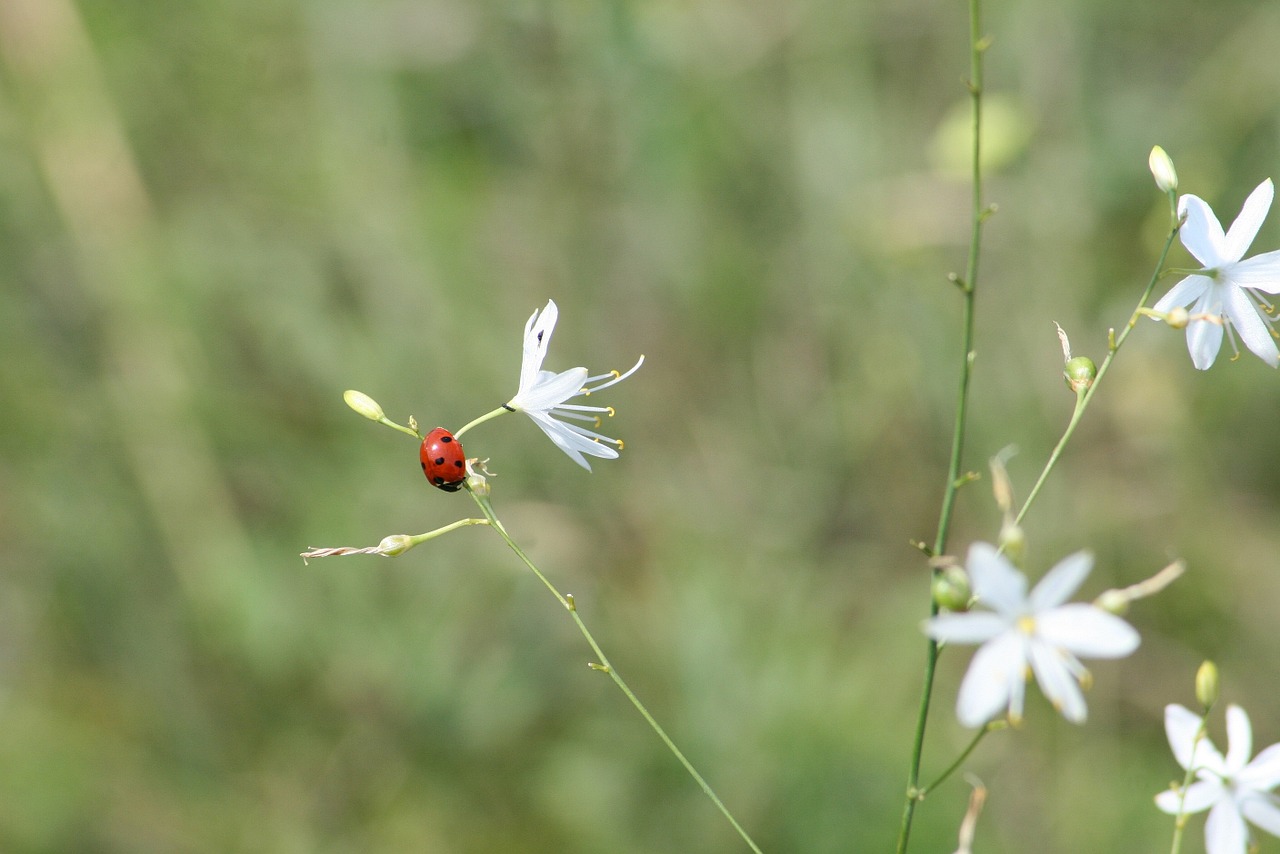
[932,565,973,612]
[1149,146,1178,194]
[1063,356,1097,393]
[344,389,385,422]
[1195,660,1220,712]
[1094,589,1129,616]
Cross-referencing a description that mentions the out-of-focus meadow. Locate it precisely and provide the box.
[3,0,1280,850]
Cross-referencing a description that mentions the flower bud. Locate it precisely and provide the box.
[376,534,415,556]
[932,565,972,612]
[1165,306,1190,329]
[1063,356,1097,393]
[1195,660,1220,712]
[1149,146,1178,194]
[344,389,385,422]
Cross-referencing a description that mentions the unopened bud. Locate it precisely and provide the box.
[1149,146,1178,194]
[344,389,386,422]
[1094,589,1129,616]
[932,565,972,612]
[1063,356,1097,393]
[1195,661,1220,712]
[1166,306,1190,329]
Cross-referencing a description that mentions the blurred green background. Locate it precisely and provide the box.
[3,0,1280,851]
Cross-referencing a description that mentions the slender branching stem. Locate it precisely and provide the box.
[895,1,986,850]
[1014,223,1181,526]
[466,488,763,854]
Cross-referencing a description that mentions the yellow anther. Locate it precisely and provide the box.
[616,439,624,450]
[610,369,620,378]
[592,417,602,428]
[605,406,615,417]
[1017,615,1036,635]
[581,387,591,396]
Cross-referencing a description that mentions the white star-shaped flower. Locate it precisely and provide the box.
[505,300,643,470]
[1156,703,1280,854]
[1153,179,1280,369]
[923,543,1140,727]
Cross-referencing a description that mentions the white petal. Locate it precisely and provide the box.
[1222,286,1280,367]
[1028,550,1092,611]
[1240,794,1280,837]
[1156,780,1224,815]
[1223,179,1274,263]
[1027,641,1087,723]
[1239,744,1280,791]
[530,412,623,468]
[519,300,559,393]
[966,543,1027,616]
[1225,705,1254,774]
[955,632,1026,728]
[1036,605,1140,658]
[1154,274,1212,313]
[1228,249,1280,293]
[526,413,593,470]
[510,367,589,412]
[1204,797,1248,854]
[1167,704,1227,773]
[923,612,1009,644]
[1187,310,1226,370]
[1179,194,1229,267]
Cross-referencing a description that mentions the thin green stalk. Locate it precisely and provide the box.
[919,721,1002,797]
[454,405,511,439]
[1013,222,1180,526]
[1167,714,1209,854]
[467,488,763,854]
[895,0,985,851]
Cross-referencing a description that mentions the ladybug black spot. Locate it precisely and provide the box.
[420,462,427,471]
[434,456,445,465]
[433,477,445,485]
[453,460,464,468]
[440,435,453,443]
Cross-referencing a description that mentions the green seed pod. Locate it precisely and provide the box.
[932,565,973,612]
[1063,356,1097,393]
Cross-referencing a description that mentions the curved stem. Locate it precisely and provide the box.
[454,406,512,439]
[896,1,985,851]
[466,488,763,854]
[1013,224,1180,526]
[919,721,1001,797]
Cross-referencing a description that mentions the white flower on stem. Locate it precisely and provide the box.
[505,300,643,470]
[1153,179,1280,369]
[1155,704,1280,854]
[923,543,1140,727]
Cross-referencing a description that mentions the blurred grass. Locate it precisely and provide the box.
[2,0,1280,850]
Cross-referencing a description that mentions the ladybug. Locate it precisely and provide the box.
[420,427,466,492]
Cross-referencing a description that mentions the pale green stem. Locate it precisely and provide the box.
[1013,222,1181,526]
[406,518,489,546]
[1168,713,1210,854]
[919,720,1003,797]
[378,416,423,440]
[454,406,512,439]
[467,488,763,854]
[896,0,985,850]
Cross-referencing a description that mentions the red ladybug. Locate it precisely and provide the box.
[420,427,466,492]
